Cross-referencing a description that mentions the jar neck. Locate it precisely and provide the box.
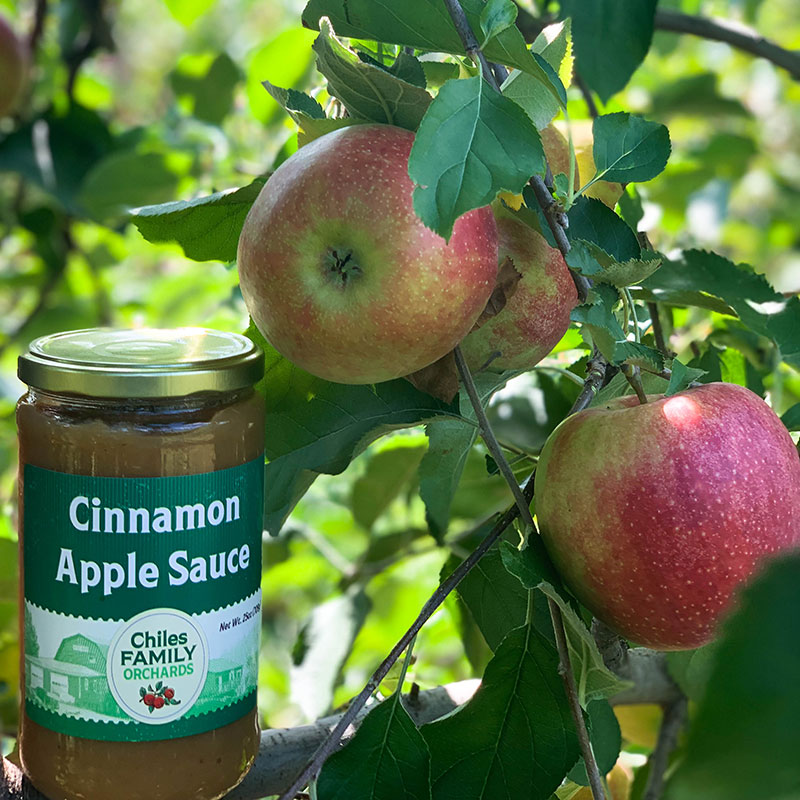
[23,387,255,422]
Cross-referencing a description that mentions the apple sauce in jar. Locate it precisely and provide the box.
[16,328,265,800]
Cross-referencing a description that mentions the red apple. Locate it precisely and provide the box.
[534,383,800,650]
[0,15,27,118]
[237,124,498,384]
[459,216,577,371]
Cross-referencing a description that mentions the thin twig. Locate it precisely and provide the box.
[573,71,599,118]
[655,8,800,81]
[570,348,610,414]
[647,302,671,356]
[453,345,607,800]
[274,494,528,800]
[642,695,689,800]
[442,0,501,89]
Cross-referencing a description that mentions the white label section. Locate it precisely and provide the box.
[25,591,261,726]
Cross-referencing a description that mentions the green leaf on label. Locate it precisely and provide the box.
[409,76,543,240]
[316,692,432,800]
[291,588,371,721]
[302,0,561,90]
[568,699,621,786]
[665,359,707,396]
[249,327,460,535]
[131,180,264,263]
[666,555,800,800]
[480,0,518,47]
[562,0,657,102]
[591,113,671,185]
[423,625,579,800]
[642,250,800,370]
[312,20,432,130]
[781,402,800,432]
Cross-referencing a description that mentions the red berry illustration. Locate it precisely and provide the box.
[164,688,174,699]
[153,696,165,709]
[143,693,155,707]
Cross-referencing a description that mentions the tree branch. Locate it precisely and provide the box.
[642,695,689,800]
[274,488,529,800]
[453,345,607,800]
[442,0,501,88]
[654,9,800,82]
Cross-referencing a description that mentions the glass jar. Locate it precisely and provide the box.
[16,328,265,800]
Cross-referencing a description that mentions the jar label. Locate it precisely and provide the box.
[22,458,263,742]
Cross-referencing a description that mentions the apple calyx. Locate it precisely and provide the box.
[324,247,362,287]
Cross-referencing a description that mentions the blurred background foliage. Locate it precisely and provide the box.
[1,0,799,772]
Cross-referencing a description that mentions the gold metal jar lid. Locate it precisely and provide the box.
[18,328,264,398]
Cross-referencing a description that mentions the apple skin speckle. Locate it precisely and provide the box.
[236,124,498,385]
[534,382,800,650]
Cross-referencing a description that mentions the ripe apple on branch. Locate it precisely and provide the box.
[534,382,800,650]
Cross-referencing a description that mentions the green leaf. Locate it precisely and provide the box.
[590,371,668,408]
[423,625,579,800]
[562,0,657,102]
[501,69,559,133]
[351,442,427,530]
[642,250,800,370]
[444,540,530,652]
[313,20,432,130]
[480,0,518,47]
[419,372,512,538]
[79,151,183,221]
[501,543,632,706]
[302,0,561,91]
[591,113,671,185]
[568,197,640,263]
[291,588,371,721]
[409,76,542,240]
[666,554,800,800]
[249,328,460,535]
[665,359,707,396]
[246,28,318,122]
[665,641,720,702]
[533,20,572,82]
[131,180,264,263]
[567,699,621,786]
[261,81,325,120]
[317,692,432,800]
[618,187,644,230]
[171,52,242,125]
[420,421,477,540]
[781,402,800,432]
[164,0,215,25]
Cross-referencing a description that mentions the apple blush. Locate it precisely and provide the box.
[534,382,800,650]
[237,123,499,384]
[459,216,577,372]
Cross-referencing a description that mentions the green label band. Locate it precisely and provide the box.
[22,459,264,742]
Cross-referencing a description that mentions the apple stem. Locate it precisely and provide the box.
[453,344,609,800]
[622,364,649,404]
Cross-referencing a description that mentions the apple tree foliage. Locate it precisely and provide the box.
[1,1,800,799]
